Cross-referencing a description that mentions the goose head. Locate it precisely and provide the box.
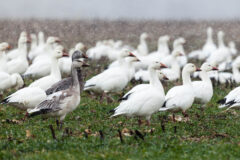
[172,51,183,57]
[159,35,170,43]
[124,56,140,64]
[119,49,136,58]
[157,71,169,80]
[201,63,218,72]
[0,42,11,51]
[46,37,61,45]
[207,27,213,35]
[72,51,89,68]
[173,37,186,48]
[150,61,168,70]
[183,63,201,74]
[52,45,68,59]
[140,32,149,40]
[75,42,87,52]
[20,31,27,38]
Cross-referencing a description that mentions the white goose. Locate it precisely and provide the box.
[29,46,68,91]
[159,63,201,116]
[135,32,149,56]
[173,37,187,67]
[28,33,38,57]
[188,27,217,60]
[111,61,167,125]
[161,51,182,81]
[0,73,23,96]
[28,56,88,122]
[84,56,139,93]
[207,31,230,66]
[24,37,62,78]
[7,35,30,74]
[7,31,27,60]
[148,35,170,58]
[192,63,218,106]
[58,42,86,76]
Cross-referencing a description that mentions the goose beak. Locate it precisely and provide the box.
[160,63,168,69]
[196,68,201,71]
[82,53,88,59]
[7,45,11,50]
[62,50,69,57]
[135,58,140,62]
[163,75,169,80]
[212,67,218,71]
[129,52,136,57]
[179,52,184,56]
[55,38,61,43]
[82,61,90,67]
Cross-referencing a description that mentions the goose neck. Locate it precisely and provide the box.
[50,57,61,80]
[149,67,165,94]
[182,70,192,85]
[71,66,80,93]
[199,71,211,83]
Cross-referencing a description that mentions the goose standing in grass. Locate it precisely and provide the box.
[46,50,88,95]
[29,46,68,90]
[84,54,139,94]
[110,61,167,125]
[159,63,201,117]
[192,63,218,107]
[28,55,89,123]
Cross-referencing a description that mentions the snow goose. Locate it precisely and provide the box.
[148,35,170,59]
[135,32,149,56]
[192,63,218,106]
[28,57,89,122]
[38,31,45,47]
[173,37,187,67]
[188,27,217,60]
[110,61,167,125]
[228,41,237,56]
[28,33,38,57]
[207,31,230,66]
[0,42,11,72]
[84,55,139,93]
[29,45,68,90]
[161,51,182,81]
[0,73,24,96]
[159,63,201,116]
[7,31,27,60]
[134,50,180,82]
[24,37,62,78]
[58,42,87,76]
[7,35,30,74]
[46,50,88,95]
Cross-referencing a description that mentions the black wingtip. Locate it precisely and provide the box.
[108,109,115,114]
[1,97,9,104]
[118,93,132,102]
[162,101,166,108]
[28,109,51,117]
[217,98,226,104]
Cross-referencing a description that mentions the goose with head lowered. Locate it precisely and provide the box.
[29,45,68,91]
[110,61,167,125]
[192,63,218,107]
[159,63,201,117]
[84,52,139,93]
[28,56,89,123]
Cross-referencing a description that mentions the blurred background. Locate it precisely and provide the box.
[1,0,240,20]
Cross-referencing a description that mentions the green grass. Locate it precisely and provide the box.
[1,79,240,160]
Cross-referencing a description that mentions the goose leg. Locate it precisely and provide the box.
[22,112,29,121]
[138,117,142,126]
[182,111,188,117]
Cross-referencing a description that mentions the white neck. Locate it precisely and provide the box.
[218,35,225,48]
[50,57,61,80]
[171,57,181,77]
[158,41,169,55]
[182,69,192,85]
[206,31,214,44]
[199,70,211,83]
[0,51,8,71]
[149,67,165,94]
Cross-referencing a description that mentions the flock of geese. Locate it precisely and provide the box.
[0,27,240,126]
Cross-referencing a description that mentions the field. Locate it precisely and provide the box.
[0,19,240,159]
